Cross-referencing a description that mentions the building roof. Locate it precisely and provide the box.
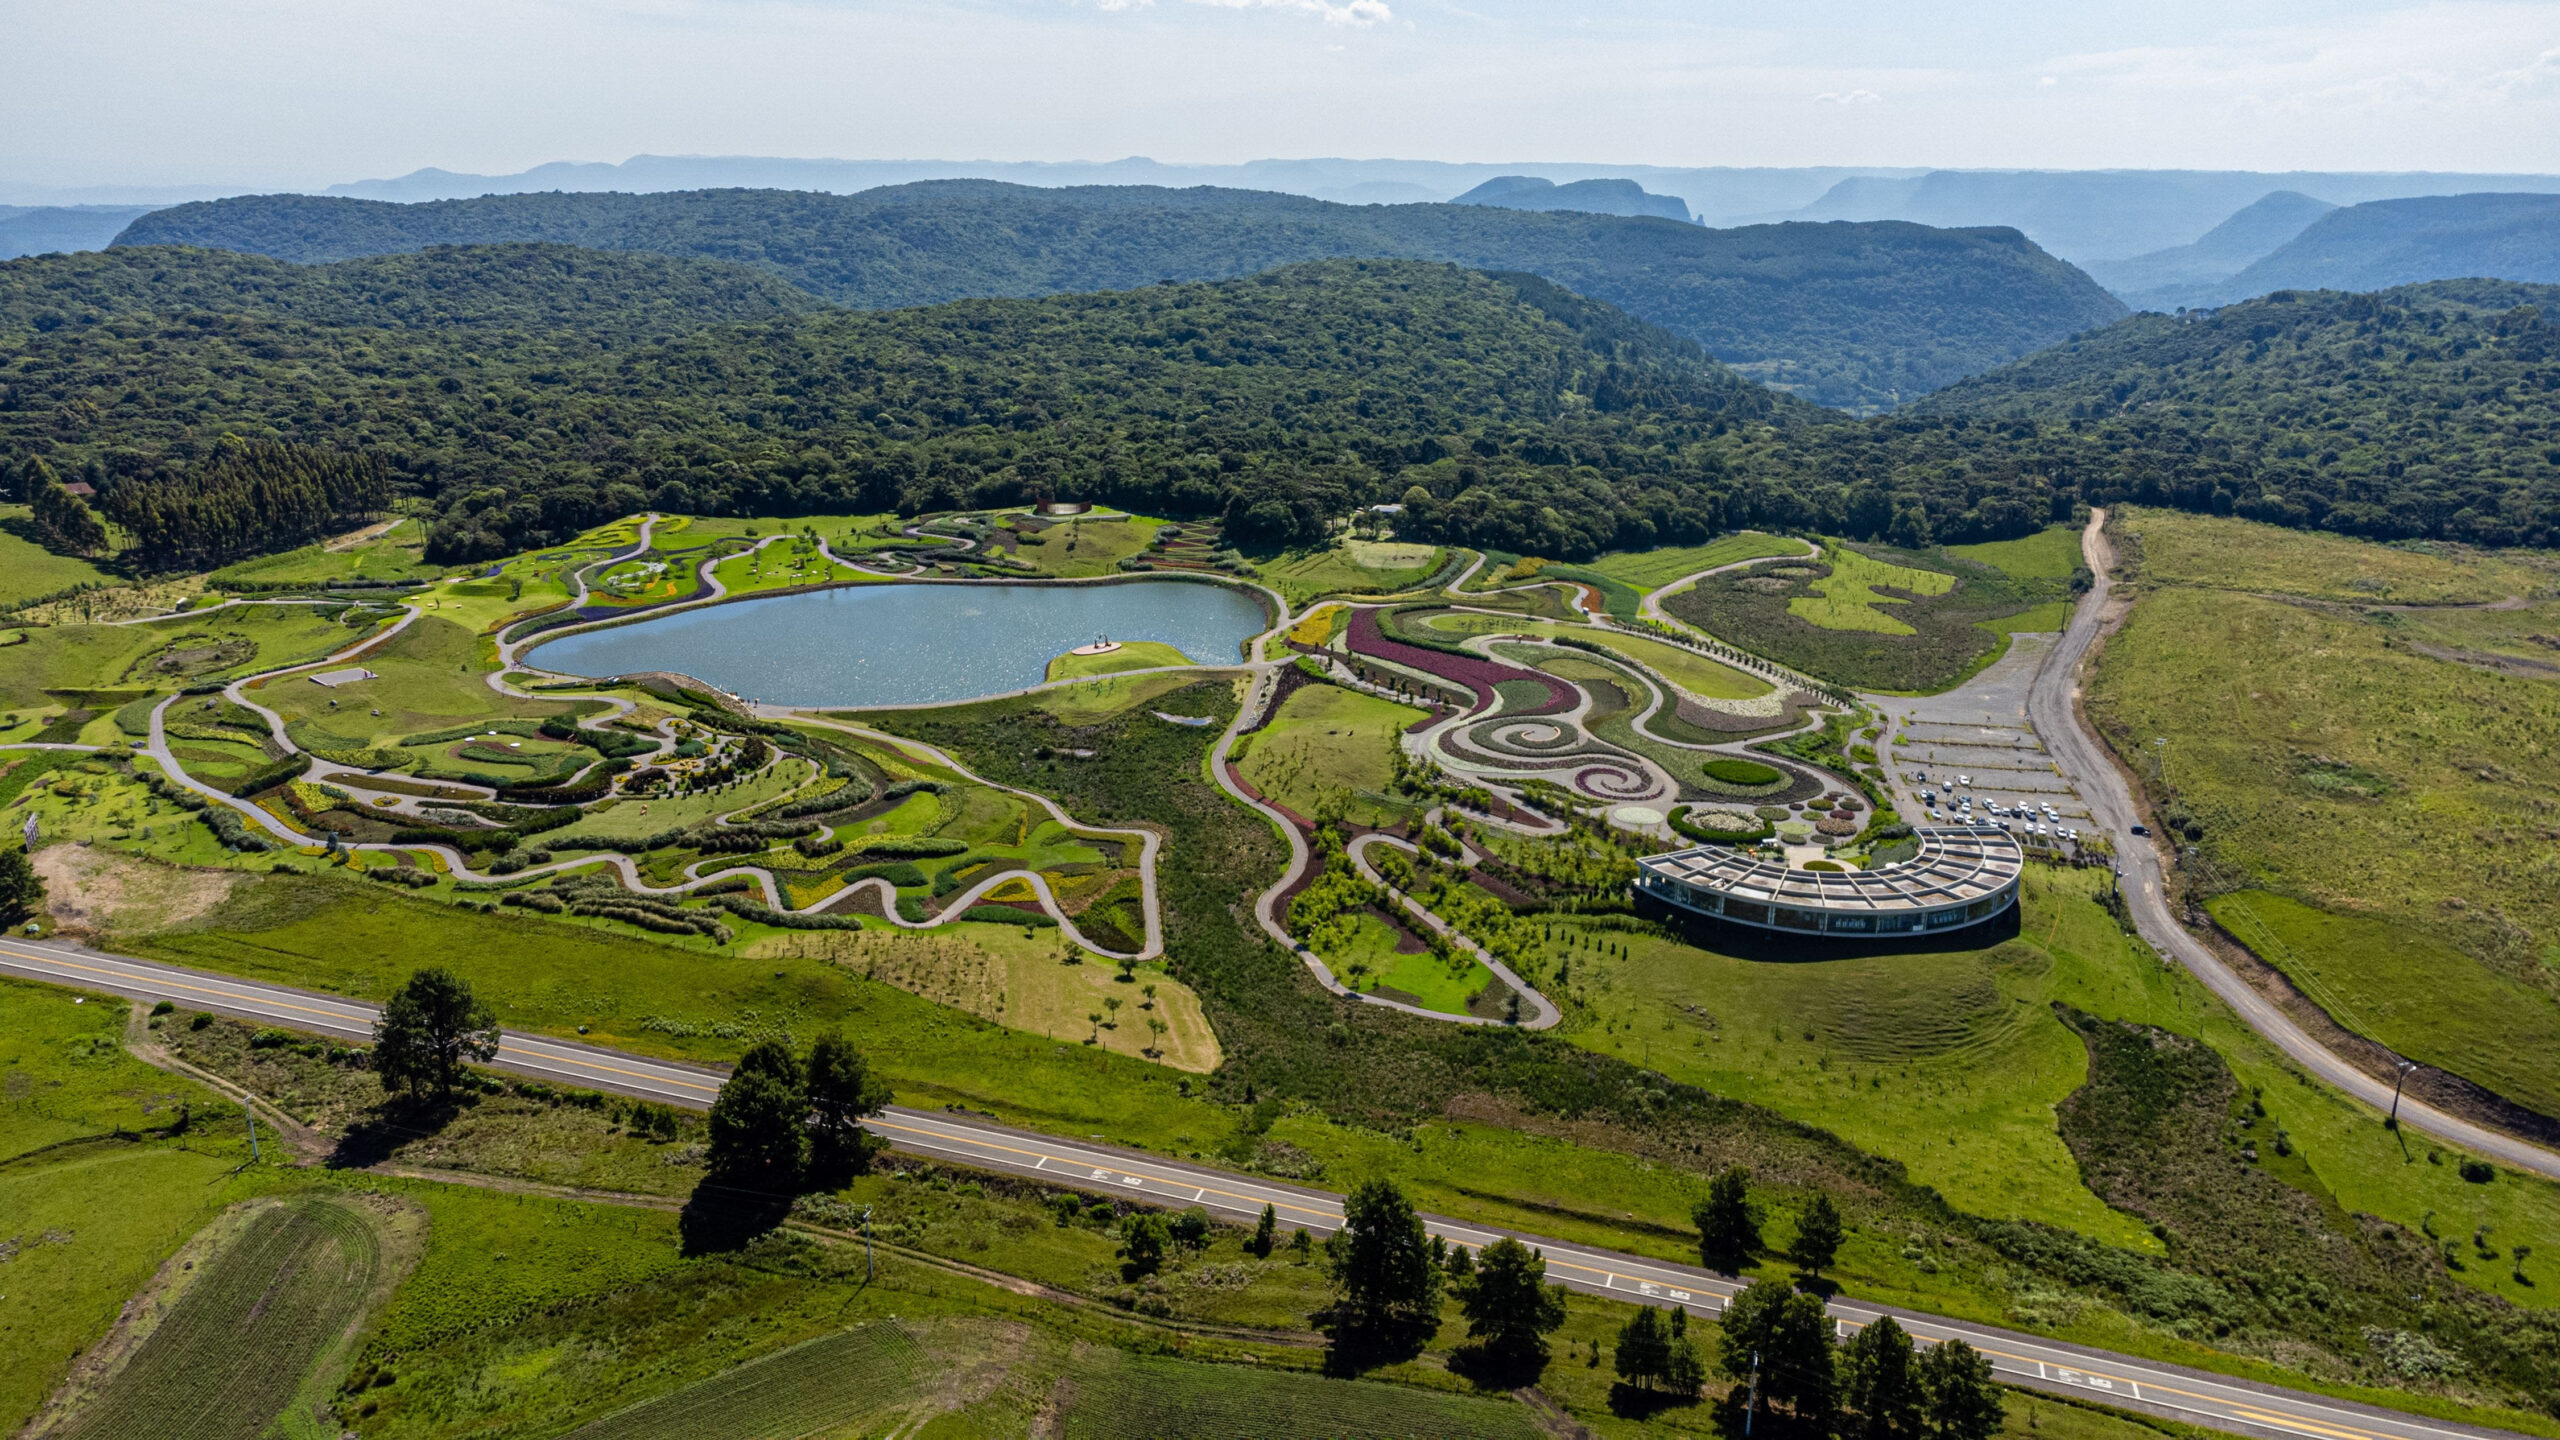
[1636,825,2023,913]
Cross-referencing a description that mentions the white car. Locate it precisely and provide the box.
[1927,808,1942,821]
[1958,775,1972,787]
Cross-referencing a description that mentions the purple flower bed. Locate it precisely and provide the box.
[1346,609,1572,716]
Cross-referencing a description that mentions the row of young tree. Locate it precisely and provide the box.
[1316,1176,2000,1437]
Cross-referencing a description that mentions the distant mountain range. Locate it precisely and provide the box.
[114,181,2126,413]
[0,205,161,260]
[1447,176,1692,222]
[2083,192,2338,304]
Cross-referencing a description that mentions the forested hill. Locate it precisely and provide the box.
[1,253,1825,563]
[0,243,819,341]
[112,182,2128,413]
[1819,281,2560,545]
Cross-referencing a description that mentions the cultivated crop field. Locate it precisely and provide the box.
[566,1321,931,1439]
[50,1196,394,1440]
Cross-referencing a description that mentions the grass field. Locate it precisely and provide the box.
[0,507,118,607]
[1585,532,1809,592]
[1232,683,1427,827]
[1060,1347,1538,1440]
[0,979,262,1434]
[1007,517,1162,578]
[50,1195,398,1440]
[1945,525,2086,581]
[207,518,444,590]
[0,603,366,712]
[1260,540,1444,604]
[705,536,871,597]
[1419,611,1770,700]
[1046,639,1193,681]
[2087,575,2560,1120]
[2116,507,2552,604]
[1033,669,1223,725]
[2207,891,2560,1119]
[1790,542,1960,634]
[255,614,578,749]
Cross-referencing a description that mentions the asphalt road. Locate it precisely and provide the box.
[0,936,2529,1440]
[2032,513,2560,1184]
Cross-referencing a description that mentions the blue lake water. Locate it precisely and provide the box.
[530,579,1269,708]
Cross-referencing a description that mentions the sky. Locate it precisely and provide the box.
[5,0,2559,190]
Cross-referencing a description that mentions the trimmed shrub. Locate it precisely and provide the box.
[1701,757,1783,786]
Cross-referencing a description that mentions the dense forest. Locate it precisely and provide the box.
[1,249,1819,561]
[114,182,2128,412]
[7,247,2558,566]
[1900,280,2560,545]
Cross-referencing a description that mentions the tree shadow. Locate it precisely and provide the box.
[326,1095,467,1170]
[1446,1342,1546,1391]
[1315,1311,1435,1378]
[1639,893,2023,962]
[1793,1272,1840,1299]
[676,1174,793,1257]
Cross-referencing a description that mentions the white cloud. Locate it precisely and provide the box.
[1813,90,1883,105]
[1174,0,1391,24]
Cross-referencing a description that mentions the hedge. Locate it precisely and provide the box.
[224,753,312,798]
[1700,757,1784,787]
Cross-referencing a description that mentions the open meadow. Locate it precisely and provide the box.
[2090,526,2560,1121]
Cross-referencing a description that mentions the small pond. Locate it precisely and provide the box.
[531,578,1268,708]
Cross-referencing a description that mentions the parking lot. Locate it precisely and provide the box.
[1869,633,2095,849]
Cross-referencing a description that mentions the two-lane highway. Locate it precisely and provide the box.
[0,936,2531,1440]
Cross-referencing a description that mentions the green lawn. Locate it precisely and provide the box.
[0,506,117,607]
[1944,524,2085,581]
[1789,542,1959,634]
[1005,516,1162,578]
[706,540,872,598]
[1032,669,1221,725]
[257,614,578,748]
[0,603,365,712]
[1046,639,1193,681]
[1232,683,1426,826]
[1585,533,1807,592]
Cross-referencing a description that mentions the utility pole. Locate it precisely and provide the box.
[1744,1349,1761,1437]
[241,1096,259,1162]
[2388,1060,2418,1129]
[861,1205,875,1282]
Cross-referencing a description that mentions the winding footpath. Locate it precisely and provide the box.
[2036,512,2560,1182]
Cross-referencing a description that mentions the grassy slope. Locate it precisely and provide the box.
[0,506,117,606]
[1260,542,1443,605]
[208,517,444,589]
[0,603,362,712]
[1232,683,1427,827]
[1944,524,2086,582]
[2087,579,2560,1119]
[0,980,261,1433]
[2115,506,2551,604]
[1421,611,1770,700]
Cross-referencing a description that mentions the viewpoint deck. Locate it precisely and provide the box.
[1633,824,2023,936]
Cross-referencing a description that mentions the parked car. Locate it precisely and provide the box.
[2130,824,2150,836]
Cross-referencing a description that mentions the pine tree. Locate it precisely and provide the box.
[1321,1179,1443,1364]
[1693,1165,1759,1272]
[803,1032,889,1179]
[1845,1316,1926,1440]
[705,1039,807,1191]
[1795,1191,1846,1278]
[370,967,499,1104]
[0,846,44,920]
[1452,1237,1569,1380]
[1920,1337,2003,1440]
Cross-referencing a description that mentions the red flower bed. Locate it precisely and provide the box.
[1345,610,1572,716]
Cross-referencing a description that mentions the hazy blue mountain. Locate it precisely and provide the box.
[2090,191,2338,306]
[317,154,1913,225]
[1776,169,2560,267]
[1451,176,1692,222]
[0,205,163,259]
[2187,193,2560,305]
[114,181,2126,412]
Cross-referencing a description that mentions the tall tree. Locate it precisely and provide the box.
[1613,1307,1705,1397]
[24,458,107,556]
[705,1039,807,1190]
[1919,1337,2004,1440]
[1252,1202,1278,1258]
[1452,1237,1569,1380]
[1844,1317,1927,1440]
[1718,1278,1836,1423]
[370,967,499,1104]
[802,1031,889,1178]
[1794,1191,1846,1279]
[0,846,42,921]
[1322,1178,1444,1363]
[1119,1211,1169,1277]
[1693,1165,1759,1272]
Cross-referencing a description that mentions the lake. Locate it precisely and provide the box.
[529,578,1269,708]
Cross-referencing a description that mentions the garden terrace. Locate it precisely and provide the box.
[1633,823,2023,936]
